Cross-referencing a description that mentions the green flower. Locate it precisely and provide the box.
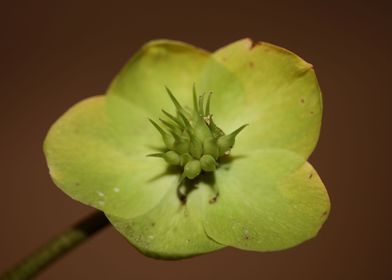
[44,39,330,259]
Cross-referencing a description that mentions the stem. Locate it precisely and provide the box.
[0,211,109,280]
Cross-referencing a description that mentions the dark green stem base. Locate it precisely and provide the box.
[0,211,109,280]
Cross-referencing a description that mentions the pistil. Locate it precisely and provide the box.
[148,86,247,182]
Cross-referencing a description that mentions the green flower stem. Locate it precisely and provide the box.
[0,211,109,280]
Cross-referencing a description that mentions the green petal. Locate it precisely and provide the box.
[107,183,224,259]
[202,149,330,251]
[200,39,322,158]
[197,55,245,129]
[44,96,175,218]
[107,39,210,118]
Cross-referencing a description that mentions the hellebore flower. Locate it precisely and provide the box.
[44,39,330,259]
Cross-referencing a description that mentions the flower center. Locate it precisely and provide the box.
[148,86,247,182]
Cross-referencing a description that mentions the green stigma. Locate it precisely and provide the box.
[148,85,247,182]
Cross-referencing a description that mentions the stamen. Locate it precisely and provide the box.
[161,109,184,128]
[178,111,192,129]
[165,86,185,114]
[149,118,165,135]
[198,93,205,116]
[159,118,179,131]
[146,153,164,158]
[192,83,199,113]
[205,92,213,116]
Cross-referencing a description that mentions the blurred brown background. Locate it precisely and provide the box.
[1,1,391,279]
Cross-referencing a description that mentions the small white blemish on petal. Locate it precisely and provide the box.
[232,222,240,230]
[97,191,104,197]
[98,201,105,206]
[114,187,120,193]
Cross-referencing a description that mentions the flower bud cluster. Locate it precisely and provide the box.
[149,86,247,181]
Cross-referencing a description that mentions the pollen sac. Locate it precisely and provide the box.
[149,86,247,181]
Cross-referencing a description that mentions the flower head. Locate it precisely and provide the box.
[44,39,330,259]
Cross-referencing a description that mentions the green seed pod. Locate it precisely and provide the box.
[164,151,180,165]
[181,129,191,140]
[189,136,203,159]
[200,154,217,172]
[171,133,190,154]
[149,119,175,149]
[209,118,225,138]
[193,116,212,140]
[203,137,219,159]
[217,136,233,156]
[149,87,246,180]
[217,124,248,156]
[183,160,201,179]
[180,153,193,166]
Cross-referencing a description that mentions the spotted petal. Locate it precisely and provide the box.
[199,39,322,158]
[44,96,175,219]
[107,39,210,118]
[107,183,224,259]
[202,149,330,251]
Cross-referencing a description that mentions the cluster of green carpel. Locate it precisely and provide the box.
[149,87,247,181]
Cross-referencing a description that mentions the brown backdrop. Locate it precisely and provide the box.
[1,1,391,279]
